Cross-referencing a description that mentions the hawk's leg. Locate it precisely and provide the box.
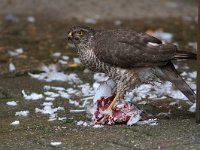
[108,93,120,110]
[107,71,140,110]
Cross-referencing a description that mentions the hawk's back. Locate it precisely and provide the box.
[92,29,177,68]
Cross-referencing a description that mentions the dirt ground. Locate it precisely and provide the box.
[0,74,200,150]
[0,0,199,150]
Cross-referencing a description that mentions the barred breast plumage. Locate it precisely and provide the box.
[77,42,143,99]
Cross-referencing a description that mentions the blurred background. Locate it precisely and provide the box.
[0,0,198,20]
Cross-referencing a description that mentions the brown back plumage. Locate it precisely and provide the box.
[92,29,196,68]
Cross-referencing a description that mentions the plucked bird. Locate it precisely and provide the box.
[67,26,196,109]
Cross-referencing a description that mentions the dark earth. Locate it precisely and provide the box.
[0,0,199,149]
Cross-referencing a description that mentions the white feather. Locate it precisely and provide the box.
[147,42,160,46]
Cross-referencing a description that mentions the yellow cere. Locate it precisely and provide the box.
[68,32,72,36]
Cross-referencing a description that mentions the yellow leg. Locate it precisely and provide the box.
[99,93,120,123]
[108,93,120,110]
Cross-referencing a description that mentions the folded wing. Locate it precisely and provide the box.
[93,29,177,68]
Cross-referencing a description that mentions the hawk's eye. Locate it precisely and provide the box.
[77,31,83,36]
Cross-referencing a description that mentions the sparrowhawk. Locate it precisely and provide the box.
[67,26,196,109]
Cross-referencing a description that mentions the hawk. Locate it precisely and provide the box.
[67,26,196,109]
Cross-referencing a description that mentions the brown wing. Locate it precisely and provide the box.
[92,29,177,68]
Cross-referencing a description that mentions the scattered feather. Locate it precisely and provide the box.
[29,64,82,84]
[188,71,197,79]
[8,48,23,56]
[62,55,69,61]
[45,97,56,101]
[10,120,20,126]
[73,58,81,64]
[137,119,158,125]
[59,91,70,99]
[58,60,68,65]
[22,90,43,100]
[15,110,29,117]
[58,117,67,121]
[6,101,17,106]
[9,62,16,71]
[93,124,104,128]
[44,91,60,98]
[50,142,62,146]
[70,109,86,113]
[35,104,64,121]
[77,120,84,125]
[52,52,61,57]
[43,85,65,91]
[189,103,196,112]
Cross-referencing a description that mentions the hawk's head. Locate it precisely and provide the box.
[68,26,95,44]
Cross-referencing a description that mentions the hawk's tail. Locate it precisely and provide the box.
[160,62,196,103]
[174,50,197,60]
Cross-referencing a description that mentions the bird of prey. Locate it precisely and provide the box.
[67,26,196,109]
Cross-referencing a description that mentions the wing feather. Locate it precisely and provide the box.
[92,30,177,68]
